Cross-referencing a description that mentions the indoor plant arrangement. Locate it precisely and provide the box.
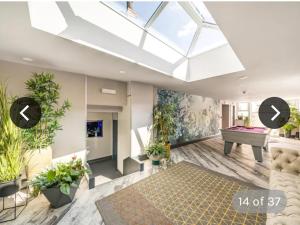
[153,103,176,160]
[145,142,166,165]
[0,84,24,212]
[31,158,88,208]
[281,105,300,138]
[22,72,71,180]
[244,116,251,128]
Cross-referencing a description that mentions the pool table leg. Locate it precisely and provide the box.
[252,146,263,162]
[224,141,233,155]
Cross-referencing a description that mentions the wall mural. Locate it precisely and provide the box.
[157,88,221,144]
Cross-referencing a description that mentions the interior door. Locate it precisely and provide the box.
[222,104,230,128]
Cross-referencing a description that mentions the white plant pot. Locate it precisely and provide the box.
[236,120,244,126]
[25,146,52,181]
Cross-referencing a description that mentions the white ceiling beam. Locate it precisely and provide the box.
[179,2,203,26]
[186,27,201,57]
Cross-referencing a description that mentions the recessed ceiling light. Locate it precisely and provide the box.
[119,70,126,74]
[22,57,33,62]
[239,76,248,80]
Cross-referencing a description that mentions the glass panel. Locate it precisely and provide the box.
[192,1,216,24]
[238,111,249,117]
[103,1,161,27]
[238,102,249,111]
[190,26,227,56]
[149,2,197,54]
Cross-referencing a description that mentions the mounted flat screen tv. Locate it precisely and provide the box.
[87,120,103,137]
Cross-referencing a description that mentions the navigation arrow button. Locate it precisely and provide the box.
[259,97,290,129]
[20,105,29,121]
[10,97,42,129]
[271,105,280,121]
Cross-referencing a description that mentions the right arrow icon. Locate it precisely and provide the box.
[271,105,280,121]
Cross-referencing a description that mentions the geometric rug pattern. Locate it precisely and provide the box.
[96,161,267,225]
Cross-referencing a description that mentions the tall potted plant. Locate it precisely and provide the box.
[22,72,71,180]
[153,103,176,160]
[0,83,24,201]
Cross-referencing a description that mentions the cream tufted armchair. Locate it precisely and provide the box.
[267,146,300,225]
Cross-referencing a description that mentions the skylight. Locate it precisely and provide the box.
[28,1,244,82]
[190,26,227,57]
[149,2,197,54]
[103,1,161,27]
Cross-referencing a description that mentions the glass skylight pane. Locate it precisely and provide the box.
[190,26,227,56]
[103,1,161,27]
[193,1,216,24]
[149,2,197,54]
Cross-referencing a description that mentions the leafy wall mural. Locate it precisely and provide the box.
[157,89,221,144]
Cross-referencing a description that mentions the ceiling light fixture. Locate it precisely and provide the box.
[239,76,248,80]
[22,57,33,62]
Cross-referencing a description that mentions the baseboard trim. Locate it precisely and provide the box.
[171,134,221,149]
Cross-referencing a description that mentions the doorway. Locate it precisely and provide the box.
[222,104,230,128]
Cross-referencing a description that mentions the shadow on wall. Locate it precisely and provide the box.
[131,125,153,157]
[157,88,221,144]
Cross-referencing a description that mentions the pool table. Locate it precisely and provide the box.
[220,126,270,162]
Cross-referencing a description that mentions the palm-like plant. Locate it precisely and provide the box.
[0,83,24,182]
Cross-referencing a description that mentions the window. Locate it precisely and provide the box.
[238,102,249,118]
[190,26,227,56]
[149,2,197,54]
[103,1,161,27]
[192,1,216,24]
[87,120,103,137]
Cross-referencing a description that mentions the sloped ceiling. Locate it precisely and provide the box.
[0,2,300,100]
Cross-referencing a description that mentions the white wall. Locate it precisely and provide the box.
[86,112,112,160]
[130,82,154,157]
[87,76,127,107]
[117,94,131,174]
[0,60,86,160]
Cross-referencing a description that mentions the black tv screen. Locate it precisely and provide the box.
[87,120,103,137]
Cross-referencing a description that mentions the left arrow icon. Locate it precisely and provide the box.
[20,105,29,121]
[10,97,42,129]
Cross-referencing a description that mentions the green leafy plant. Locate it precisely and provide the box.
[22,72,71,150]
[31,158,88,196]
[145,142,166,157]
[153,103,176,144]
[244,116,250,127]
[0,83,24,182]
[282,123,296,132]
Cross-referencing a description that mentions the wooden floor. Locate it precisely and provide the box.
[172,136,271,189]
[5,136,298,225]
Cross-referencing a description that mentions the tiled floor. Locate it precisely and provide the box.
[4,136,300,225]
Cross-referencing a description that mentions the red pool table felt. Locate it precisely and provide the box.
[228,126,266,134]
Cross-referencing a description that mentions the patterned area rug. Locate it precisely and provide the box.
[96,161,267,225]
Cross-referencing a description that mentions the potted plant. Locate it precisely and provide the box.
[244,116,251,128]
[290,106,300,138]
[236,115,244,126]
[22,72,71,180]
[145,142,166,165]
[0,84,24,220]
[282,123,296,138]
[153,103,176,160]
[31,158,88,208]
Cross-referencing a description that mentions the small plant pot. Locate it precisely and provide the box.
[42,179,81,208]
[0,179,19,198]
[296,132,300,139]
[149,155,161,166]
[164,143,171,160]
